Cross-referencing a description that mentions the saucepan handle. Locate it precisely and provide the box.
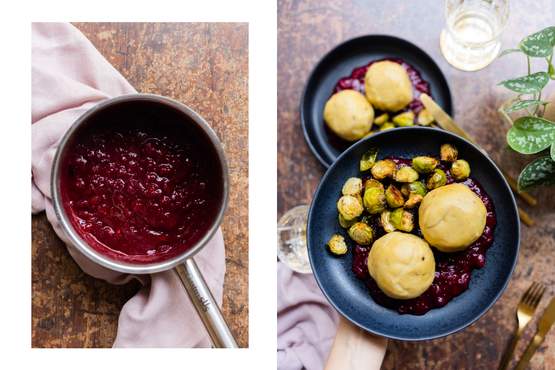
[174,258,238,348]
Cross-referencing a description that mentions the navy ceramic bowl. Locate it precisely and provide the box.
[307,127,520,341]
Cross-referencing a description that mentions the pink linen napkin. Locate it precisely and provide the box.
[31,22,225,348]
[277,262,387,369]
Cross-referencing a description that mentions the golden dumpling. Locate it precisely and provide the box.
[367,232,435,300]
[419,183,486,252]
[364,61,413,112]
[323,90,374,141]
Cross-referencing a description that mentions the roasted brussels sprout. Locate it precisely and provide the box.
[392,111,415,127]
[394,166,419,183]
[385,184,405,208]
[364,178,384,192]
[348,222,374,245]
[417,109,434,126]
[404,193,423,209]
[342,177,363,196]
[380,210,396,233]
[379,122,396,131]
[373,113,389,126]
[426,168,447,190]
[405,181,427,196]
[363,187,387,214]
[338,213,357,228]
[371,159,396,180]
[411,156,439,174]
[360,147,378,172]
[337,195,364,220]
[451,159,470,181]
[440,143,458,162]
[390,208,414,232]
[327,234,348,255]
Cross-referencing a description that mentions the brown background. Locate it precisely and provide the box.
[32,23,248,348]
[278,0,554,369]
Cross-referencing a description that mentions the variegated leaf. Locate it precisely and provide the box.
[518,156,555,190]
[499,72,549,94]
[505,99,547,113]
[519,26,555,58]
[507,116,555,154]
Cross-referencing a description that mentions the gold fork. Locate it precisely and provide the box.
[498,282,546,370]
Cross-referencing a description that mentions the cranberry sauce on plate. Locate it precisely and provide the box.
[325,58,431,151]
[351,157,496,315]
[60,103,223,264]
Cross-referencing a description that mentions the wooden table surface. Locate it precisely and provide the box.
[278,1,555,369]
[32,22,248,348]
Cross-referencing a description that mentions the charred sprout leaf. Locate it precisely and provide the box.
[327,234,348,255]
[337,195,363,221]
[380,211,396,233]
[360,147,379,172]
[498,48,522,58]
[505,99,548,113]
[348,222,374,245]
[499,72,550,94]
[427,169,447,189]
[374,113,389,126]
[394,166,419,183]
[519,26,555,58]
[412,156,439,174]
[380,122,396,131]
[404,193,423,209]
[371,159,396,180]
[365,178,384,192]
[417,109,434,126]
[339,213,357,229]
[342,177,363,196]
[517,156,555,190]
[392,111,415,127]
[385,184,405,208]
[363,187,387,215]
[451,159,471,181]
[440,143,458,162]
[507,116,555,154]
[390,208,414,232]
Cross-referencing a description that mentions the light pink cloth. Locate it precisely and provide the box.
[277,262,339,369]
[31,22,225,348]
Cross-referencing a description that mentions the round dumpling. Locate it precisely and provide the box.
[323,90,374,141]
[364,61,413,112]
[367,232,435,300]
[419,183,487,252]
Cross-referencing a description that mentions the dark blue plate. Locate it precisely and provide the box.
[307,127,519,341]
[301,35,453,168]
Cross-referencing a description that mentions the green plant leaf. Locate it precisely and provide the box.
[552,142,555,161]
[498,48,522,57]
[505,99,548,113]
[519,26,555,57]
[518,156,555,190]
[498,72,549,93]
[548,59,555,79]
[507,116,555,154]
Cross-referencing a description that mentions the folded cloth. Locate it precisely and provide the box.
[277,262,387,370]
[31,22,225,347]
[277,262,339,370]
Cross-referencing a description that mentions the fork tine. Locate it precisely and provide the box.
[530,284,545,309]
[522,282,538,306]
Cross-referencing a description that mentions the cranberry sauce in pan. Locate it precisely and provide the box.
[326,58,431,151]
[351,157,496,315]
[60,104,223,264]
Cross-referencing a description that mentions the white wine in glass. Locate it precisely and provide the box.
[440,0,509,71]
[277,205,312,274]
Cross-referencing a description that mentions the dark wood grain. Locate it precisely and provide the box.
[278,1,555,369]
[32,22,248,348]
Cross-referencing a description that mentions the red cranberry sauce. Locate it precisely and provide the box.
[352,157,496,315]
[333,58,431,114]
[60,113,223,264]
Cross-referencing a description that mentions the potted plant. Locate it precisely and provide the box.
[498,26,555,190]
